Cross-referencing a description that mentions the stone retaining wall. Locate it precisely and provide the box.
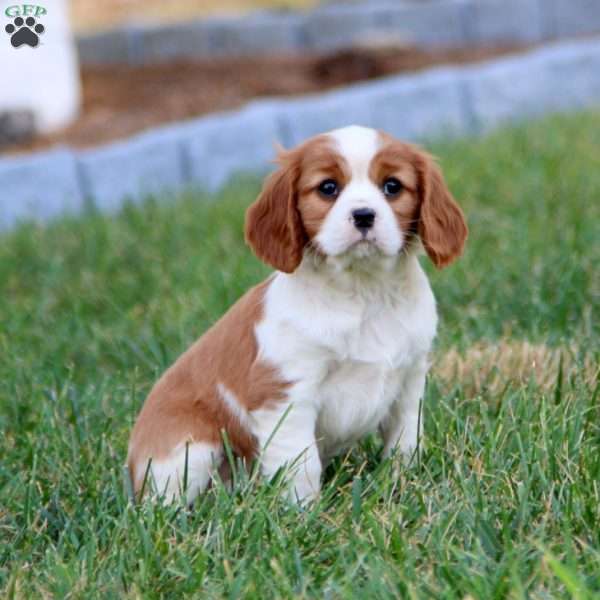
[77,0,600,65]
[1,37,600,230]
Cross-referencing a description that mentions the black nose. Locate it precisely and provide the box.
[352,208,376,232]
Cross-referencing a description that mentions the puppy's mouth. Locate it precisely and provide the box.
[354,229,377,244]
[312,231,400,261]
[347,237,381,258]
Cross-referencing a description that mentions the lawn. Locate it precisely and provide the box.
[1,111,599,598]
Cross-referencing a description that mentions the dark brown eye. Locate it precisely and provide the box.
[318,179,339,199]
[382,177,403,198]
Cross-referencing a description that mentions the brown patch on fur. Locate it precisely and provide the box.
[369,139,421,238]
[245,162,306,274]
[372,134,467,267]
[413,150,468,269]
[127,278,288,494]
[245,135,349,270]
[296,138,350,240]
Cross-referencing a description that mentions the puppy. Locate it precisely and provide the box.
[127,125,467,503]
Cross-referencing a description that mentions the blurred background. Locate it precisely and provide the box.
[6,0,595,159]
[71,0,316,32]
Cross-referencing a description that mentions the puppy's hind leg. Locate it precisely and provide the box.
[133,441,223,505]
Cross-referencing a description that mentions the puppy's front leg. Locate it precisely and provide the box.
[252,400,321,503]
[381,359,428,462]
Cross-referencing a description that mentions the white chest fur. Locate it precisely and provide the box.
[254,254,437,459]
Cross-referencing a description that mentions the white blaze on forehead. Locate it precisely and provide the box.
[315,125,404,259]
[327,126,381,178]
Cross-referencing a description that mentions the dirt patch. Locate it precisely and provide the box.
[435,340,597,395]
[3,44,526,156]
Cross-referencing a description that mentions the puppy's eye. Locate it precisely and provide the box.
[382,177,403,198]
[318,179,339,199]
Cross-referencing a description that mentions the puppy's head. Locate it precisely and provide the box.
[245,126,467,273]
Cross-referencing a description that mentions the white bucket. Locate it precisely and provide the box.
[0,0,81,133]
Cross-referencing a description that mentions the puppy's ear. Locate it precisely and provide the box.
[417,153,468,269]
[245,158,307,274]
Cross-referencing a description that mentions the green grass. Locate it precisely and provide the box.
[1,110,599,598]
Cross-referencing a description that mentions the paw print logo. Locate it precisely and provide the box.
[5,16,45,48]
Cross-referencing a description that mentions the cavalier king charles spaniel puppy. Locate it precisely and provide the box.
[127,125,468,503]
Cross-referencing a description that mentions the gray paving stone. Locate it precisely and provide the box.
[281,66,469,146]
[550,0,600,37]
[305,1,466,50]
[0,149,83,229]
[375,1,467,47]
[77,127,186,212]
[76,29,132,64]
[466,0,544,44]
[278,86,377,146]
[137,20,217,63]
[138,12,305,62]
[215,12,306,55]
[304,4,381,50]
[465,40,600,132]
[366,68,470,141]
[183,103,284,192]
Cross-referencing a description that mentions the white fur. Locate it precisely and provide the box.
[254,254,436,502]
[144,441,221,504]
[251,126,438,502]
[217,382,252,432]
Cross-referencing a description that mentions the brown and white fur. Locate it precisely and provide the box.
[127,125,468,504]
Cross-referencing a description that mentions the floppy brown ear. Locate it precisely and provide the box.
[417,154,468,269]
[245,161,307,274]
